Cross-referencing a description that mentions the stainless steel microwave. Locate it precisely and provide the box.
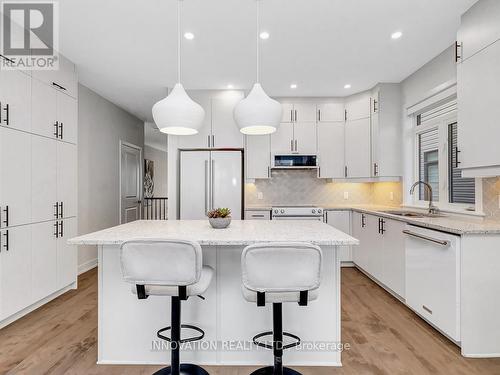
[273,155,317,169]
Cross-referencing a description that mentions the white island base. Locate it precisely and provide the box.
[99,244,341,366]
[70,220,358,367]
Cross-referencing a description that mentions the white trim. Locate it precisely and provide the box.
[406,79,457,115]
[0,283,77,329]
[118,140,143,224]
[78,258,97,274]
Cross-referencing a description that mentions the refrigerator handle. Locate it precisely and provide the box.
[211,159,215,210]
[204,160,209,214]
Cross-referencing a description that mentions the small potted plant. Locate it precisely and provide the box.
[207,207,232,229]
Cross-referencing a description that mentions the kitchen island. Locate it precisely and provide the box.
[69,220,358,367]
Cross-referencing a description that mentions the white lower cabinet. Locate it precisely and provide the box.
[325,210,352,263]
[57,218,77,288]
[31,221,58,301]
[0,225,32,319]
[405,225,460,341]
[352,212,405,299]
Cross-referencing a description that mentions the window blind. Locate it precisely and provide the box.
[449,123,475,204]
[418,128,439,201]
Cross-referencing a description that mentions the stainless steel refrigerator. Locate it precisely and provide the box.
[178,149,244,219]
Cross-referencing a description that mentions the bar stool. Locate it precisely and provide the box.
[120,239,213,375]
[241,242,323,375]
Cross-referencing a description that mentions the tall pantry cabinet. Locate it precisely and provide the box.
[0,54,78,325]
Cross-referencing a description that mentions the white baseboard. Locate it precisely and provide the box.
[0,282,77,329]
[78,258,98,275]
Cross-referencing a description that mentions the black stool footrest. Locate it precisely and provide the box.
[157,324,205,344]
[250,366,302,375]
[252,331,301,350]
[153,363,210,375]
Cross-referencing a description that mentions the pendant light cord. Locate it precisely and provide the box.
[177,0,181,84]
[256,0,260,83]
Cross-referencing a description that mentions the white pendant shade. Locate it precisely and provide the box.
[234,83,282,135]
[152,83,205,135]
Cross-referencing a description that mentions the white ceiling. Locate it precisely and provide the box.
[59,0,477,122]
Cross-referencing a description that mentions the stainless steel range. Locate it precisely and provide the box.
[271,205,324,221]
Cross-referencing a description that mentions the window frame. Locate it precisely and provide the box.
[413,111,478,212]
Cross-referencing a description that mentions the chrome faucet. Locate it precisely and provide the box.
[409,181,439,215]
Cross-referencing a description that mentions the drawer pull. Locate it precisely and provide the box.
[402,230,449,246]
[422,305,433,315]
[251,214,265,218]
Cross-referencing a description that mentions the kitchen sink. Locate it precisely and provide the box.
[382,210,446,218]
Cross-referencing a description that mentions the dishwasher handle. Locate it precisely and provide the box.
[402,229,449,247]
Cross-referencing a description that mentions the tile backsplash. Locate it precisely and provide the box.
[245,170,402,207]
[483,177,500,220]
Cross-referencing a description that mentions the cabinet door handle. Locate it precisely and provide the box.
[54,202,59,218]
[54,222,59,238]
[52,82,67,91]
[207,135,211,147]
[380,219,386,234]
[373,99,378,113]
[294,139,297,152]
[3,103,9,125]
[294,110,297,122]
[1,205,9,227]
[318,167,321,178]
[251,214,265,218]
[317,109,321,122]
[59,221,64,238]
[344,109,347,121]
[59,122,63,139]
[204,160,209,214]
[59,202,64,218]
[454,147,461,168]
[2,230,9,251]
[422,305,433,315]
[373,163,378,176]
[402,230,449,246]
[211,135,215,147]
[455,41,462,62]
[267,166,270,178]
[361,214,366,228]
[54,121,59,138]
[290,140,293,152]
[344,166,348,178]
[290,109,293,122]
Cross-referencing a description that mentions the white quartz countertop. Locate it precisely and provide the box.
[68,220,359,246]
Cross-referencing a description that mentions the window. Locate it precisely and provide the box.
[415,101,476,210]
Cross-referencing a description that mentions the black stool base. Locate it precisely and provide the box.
[250,366,302,375]
[153,363,210,375]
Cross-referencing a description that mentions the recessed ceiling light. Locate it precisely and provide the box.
[290,83,297,89]
[184,32,194,40]
[344,84,351,89]
[259,31,270,40]
[391,31,403,40]
[227,84,234,89]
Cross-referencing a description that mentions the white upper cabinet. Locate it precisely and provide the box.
[317,102,345,122]
[280,103,294,123]
[293,103,317,122]
[370,84,402,178]
[245,135,271,179]
[271,122,294,154]
[457,0,500,61]
[457,0,500,176]
[57,93,78,144]
[0,127,32,228]
[57,142,78,219]
[31,79,57,139]
[31,136,57,223]
[293,122,317,154]
[0,67,31,132]
[345,117,371,178]
[345,93,371,121]
[32,54,78,99]
[318,122,344,179]
[211,93,244,148]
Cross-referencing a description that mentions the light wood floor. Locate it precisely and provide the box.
[2,268,500,375]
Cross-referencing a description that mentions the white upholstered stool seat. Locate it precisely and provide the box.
[132,266,214,297]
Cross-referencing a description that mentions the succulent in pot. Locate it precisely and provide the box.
[207,208,232,229]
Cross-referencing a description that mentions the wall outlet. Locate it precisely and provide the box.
[390,192,394,201]
[257,192,263,200]
[344,191,349,200]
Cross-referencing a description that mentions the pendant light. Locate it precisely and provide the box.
[152,0,205,135]
[233,0,282,135]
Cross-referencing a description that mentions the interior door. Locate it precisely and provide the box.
[345,117,371,178]
[0,67,31,132]
[0,127,32,227]
[31,136,57,223]
[211,151,242,220]
[120,143,142,224]
[179,151,211,219]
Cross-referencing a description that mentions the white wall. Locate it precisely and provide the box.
[78,84,144,273]
[400,45,457,204]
